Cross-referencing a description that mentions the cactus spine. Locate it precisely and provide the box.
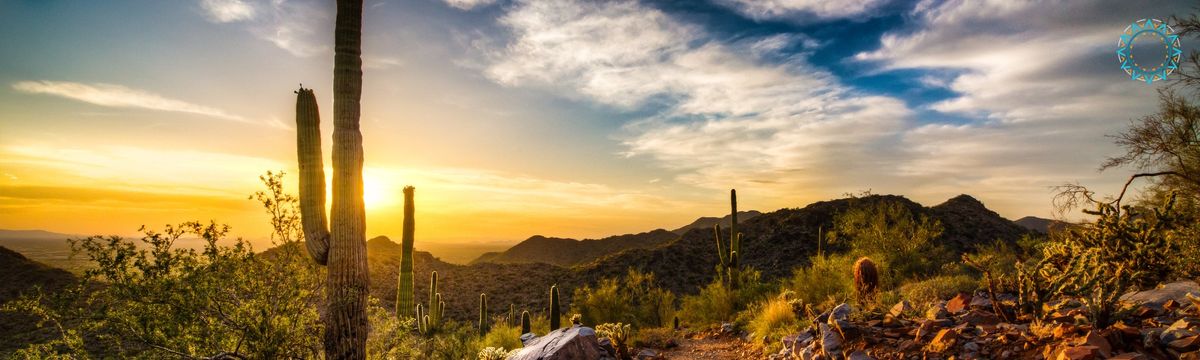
[294,0,370,353]
[520,310,531,334]
[550,285,561,330]
[479,293,489,336]
[714,189,743,286]
[396,186,416,319]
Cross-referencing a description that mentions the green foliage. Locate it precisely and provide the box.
[596,323,632,359]
[787,254,855,308]
[478,322,523,353]
[632,327,676,349]
[367,297,422,359]
[898,274,978,306]
[828,199,948,279]
[1018,194,1183,326]
[571,269,676,328]
[680,267,770,327]
[477,346,514,360]
[747,293,805,353]
[2,171,324,358]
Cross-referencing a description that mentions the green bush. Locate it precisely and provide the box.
[747,293,805,353]
[571,269,675,328]
[632,327,676,348]
[898,275,978,306]
[787,254,854,308]
[828,199,950,279]
[679,267,771,327]
[478,322,523,352]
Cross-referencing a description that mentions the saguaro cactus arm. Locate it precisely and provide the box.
[294,87,330,265]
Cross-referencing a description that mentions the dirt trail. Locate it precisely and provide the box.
[659,335,760,359]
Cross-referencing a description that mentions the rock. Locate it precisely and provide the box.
[1077,331,1111,357]
[635,349,658,360]
[783,332,815,352]
[830,303,852,322]
[1162,319,1199,343]
[927,329,957,352]
[508,326,615,360]
[960,310,1000,326]
[1056,345,1099,360]
[1171,335,1200,351]
[946,293,972,314]
[926,304,950,320]
[963,341,980,352]
[1122,281,1200,306]
[820,323,844,358]
[1109,353,1147,360]
[520,332,537,344]
[890,301,913,318]
[720,322,735,334]
[848,350,874,360]
[969,294,993,309]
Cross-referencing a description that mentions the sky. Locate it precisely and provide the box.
[0,0,1194,248]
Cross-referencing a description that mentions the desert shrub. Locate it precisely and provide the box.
[2,172,324,358]
[478,322,523,352]
[679,267,771,327]
[898,275,978,306]
[787,254,855,308]
[828,199,950,280]
[747,293,804,353]
[477,347,514,360]
[572,269,675,328]
[367,297,423,359]
[632,327,676,348]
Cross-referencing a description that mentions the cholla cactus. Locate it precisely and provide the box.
[478,347,512,360]
[596,323,632,359]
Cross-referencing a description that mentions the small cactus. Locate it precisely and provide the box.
[508,303,516,327]
[550,285,561,330]
[520,310,531,335]
[673,315,680,330]
[596,323,632,359]
[853,257,879,306]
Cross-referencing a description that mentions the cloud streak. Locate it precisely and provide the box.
[196,0,330,57]
[13,80,248,122]
[199,0,256,23]
[713,0,887,22]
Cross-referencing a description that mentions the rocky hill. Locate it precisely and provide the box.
[0,246,77,353]
[469,229,678,267]
[671,210,762,235]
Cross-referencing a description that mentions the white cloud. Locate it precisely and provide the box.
[443,0,498,10]
[13,80,248,122]
[714,0,887,21]
[852,0,1194,215]
[484,0,910,196]
[200,0,256,23]
[197,0,330,57]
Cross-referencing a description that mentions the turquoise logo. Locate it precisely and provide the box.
[1117,18,1182,84]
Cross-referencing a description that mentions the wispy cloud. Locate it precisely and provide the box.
[483,0,909,197]
[199,0,256,23]
[713,0,887,22]
[443,0,498,10]
[196,0,330,57]
[13,80,248,122]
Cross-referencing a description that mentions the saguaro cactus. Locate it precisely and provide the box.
[520,310,532,335]
[714,189,743,286]
[479,293,489,336]
[550,285,561,330]
[396,186,416,319]
[508,304,517,327]
[293,0,369,355]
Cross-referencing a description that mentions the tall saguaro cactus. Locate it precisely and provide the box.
[479,293,489,336]
[714,189,743,286]
[294,0,368,357]
[396,186,416,319]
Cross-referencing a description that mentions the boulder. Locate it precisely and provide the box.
[946,293,972,314]
[1122,281,1200,306]
[1056,345,1099,360]
[926,304,950,320]
[508,326,616,360]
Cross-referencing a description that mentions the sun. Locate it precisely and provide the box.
[323,171,393,210]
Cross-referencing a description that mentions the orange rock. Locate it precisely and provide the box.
[928,329,958,352]
[1056,345,1099,360]
[1077,331,1111,357]
[1107,352,1147,360]
[947,293,972,314]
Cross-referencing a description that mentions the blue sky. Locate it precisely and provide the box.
[0,0,1194,243]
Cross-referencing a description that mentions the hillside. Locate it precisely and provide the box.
[469,229,678,267]
[671,210,762,235]
[1014,215,1071,234]
[0,246,78,353]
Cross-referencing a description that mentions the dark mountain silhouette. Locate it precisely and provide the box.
[671,210,763,235]
[1014,216,1070,234]
[0,229,76,240]
[469,229,678,267]
[930,194,1032,250]
[0,246,77,353]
